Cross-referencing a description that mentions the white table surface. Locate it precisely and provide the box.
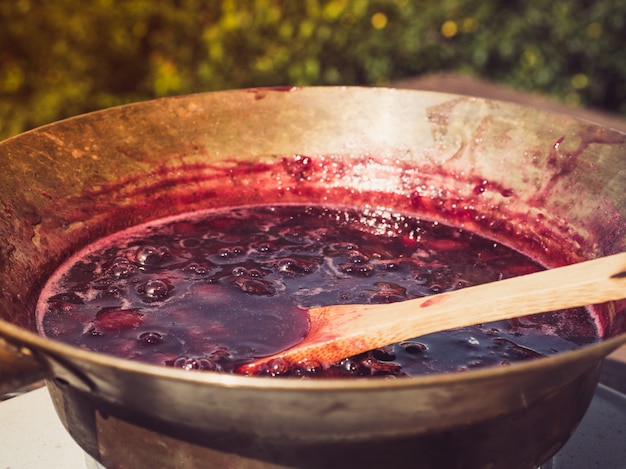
[0,387,86,469]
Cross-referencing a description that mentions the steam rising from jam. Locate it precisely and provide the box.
[36,205,596,377]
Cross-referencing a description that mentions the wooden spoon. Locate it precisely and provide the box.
[238,252,626,374]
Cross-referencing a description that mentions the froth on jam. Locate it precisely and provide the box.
[36,205,597,377]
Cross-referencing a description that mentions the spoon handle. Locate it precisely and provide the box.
[243,253,626,371]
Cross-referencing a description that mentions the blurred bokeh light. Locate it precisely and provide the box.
[1,0,625,139]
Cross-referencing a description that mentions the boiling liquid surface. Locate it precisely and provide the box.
[37,205,596,377]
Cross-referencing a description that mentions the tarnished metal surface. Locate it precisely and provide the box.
[0,336,47,395]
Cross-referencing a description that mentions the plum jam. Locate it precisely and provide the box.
[36,205,597,377]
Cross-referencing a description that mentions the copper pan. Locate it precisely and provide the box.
[1,87,625,468]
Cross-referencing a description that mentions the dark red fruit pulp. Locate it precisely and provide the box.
[36,205,597,377]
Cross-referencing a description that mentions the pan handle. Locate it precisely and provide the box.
[0,335,50,397]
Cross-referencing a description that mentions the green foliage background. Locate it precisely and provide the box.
[1,0,625,140]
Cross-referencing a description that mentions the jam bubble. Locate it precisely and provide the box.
[138,331,163,346]
[137,279,172,302]
[170,356,218,371]
[135,245,169,266]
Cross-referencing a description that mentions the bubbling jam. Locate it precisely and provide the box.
[36,205,597,377]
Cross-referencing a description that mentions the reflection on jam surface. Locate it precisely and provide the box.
[36,205,597,377]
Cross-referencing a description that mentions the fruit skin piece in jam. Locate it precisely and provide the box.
[89,307,144,334]
[36,205,597,378]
